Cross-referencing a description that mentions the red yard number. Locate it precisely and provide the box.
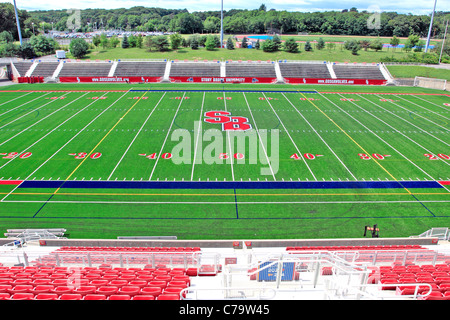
[1,152,32,159]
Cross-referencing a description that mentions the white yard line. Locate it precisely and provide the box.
[262,92,317,181]
[0,92,104,171]
[0,91,131,202]
[374,94,449,132]
[107,92,167,180]
[282,93,357,181]
[346,94,450,169]
[320,92,440,182]
[410,94,450,112]
[393,95,450,121]
[0,91,35,112]
[223,92,235,181]
[0,92,51,118]
[148,92,186,181]
[243,92,277,181]
[0,92,88,148]
[0,92,70,130]
[190,92,205,181]
[357,94,450,147]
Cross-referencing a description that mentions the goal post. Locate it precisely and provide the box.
[413,76,447,90]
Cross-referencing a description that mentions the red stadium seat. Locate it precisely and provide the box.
[84,294,107,300]
[147,280,167,290]
[96,286,119,296]
[10,285,33,293]
[59,294,83,300]
[0,285,12,293]
[32,285,55,294]
[140,286,162,297]
[35,293,59,300]
[89,279,109,288]
[109,294,131,300]
[157,293,180,300]
[53,286,74,295]
[132,295,155,300]
[118,286,140,296]
[74,285,97,295]
[108,280,128,288]
[127,280,148,288]
[11,293,35,300]
[0,293,10,300]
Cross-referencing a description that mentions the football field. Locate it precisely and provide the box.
[0,85,449,239]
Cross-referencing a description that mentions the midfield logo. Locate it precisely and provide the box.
[204,111,252,131]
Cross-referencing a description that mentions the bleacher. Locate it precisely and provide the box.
[279,62,331,79]
[169,62,221,77]
[29,62,60,78]
[0,264,193,300]
[58,62,112,77]
[332,64,386,80]
[12,62,33,77]
[225,62,277,78]
[113,61,166,77]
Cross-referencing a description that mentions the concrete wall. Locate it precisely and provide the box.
[3,237,437,249]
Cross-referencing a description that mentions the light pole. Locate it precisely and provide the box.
[425,0,438,53]
[220,0,224,48]
[439,20,448,64]
[12,0,23,45]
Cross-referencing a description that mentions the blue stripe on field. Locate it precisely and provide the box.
[18,180,443,189]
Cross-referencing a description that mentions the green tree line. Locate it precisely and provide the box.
[2,3,448,39]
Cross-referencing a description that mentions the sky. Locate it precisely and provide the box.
[8,0,449,15]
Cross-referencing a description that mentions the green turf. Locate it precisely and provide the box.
[0,84,448,240]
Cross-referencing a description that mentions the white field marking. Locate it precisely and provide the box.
[0,92,89,148]
[107,92,167,180]
[3,200,450,204]
[0,91,131,202]
[374,94,449,132]
[357,94,450,147]
[282,93,357,181]
[344,94,450,169]
[190,92,205,181]
[243,92,277,181]
[262,92,317,181]
[223,91,235,181]
[0,91,36,112]
[410,94,450,112]
[321,93,439,182]
[148,92,186,181]
[394,95,450,121]
[0,92,70,130]
[0,92,104,171]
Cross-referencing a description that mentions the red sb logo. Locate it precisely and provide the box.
[204,111,252,131]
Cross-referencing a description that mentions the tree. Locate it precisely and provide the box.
[262,39,276,52]
[255,39,260,50]
[360,40,370,51]
[28,35,55,55]
[17,43,36,59]
[92,35,101,48]
[390,35,400,51]
[170,33,183,50]
[283,38,298,53]
[226,37,234,50]
[304,41,312,51]
[369,38,383,52]
[242,37,248,49]
[109,35,120,48]
[205,36,216,51]
[122,35,129,48]
[317,38,325,50]
[0,31,14,44]
[272,35,282,51]
[100,33,109,49]
[344,40,361,55]
[69,38,89,58]
[190,37,199,50]
[153,35,169,51]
